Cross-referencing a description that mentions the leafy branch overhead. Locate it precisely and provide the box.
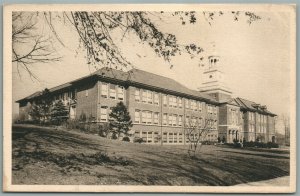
[67,11,260,68]
[12,11,262,77]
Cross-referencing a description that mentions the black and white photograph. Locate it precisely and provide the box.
[3,4,296,193]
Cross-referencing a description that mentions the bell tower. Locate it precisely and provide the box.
[199,44,232,102]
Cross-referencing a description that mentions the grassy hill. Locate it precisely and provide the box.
[12,124,290,185]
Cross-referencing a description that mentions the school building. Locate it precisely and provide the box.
[16,55,277,144]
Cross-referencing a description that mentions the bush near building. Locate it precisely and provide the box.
[224,141,279,149]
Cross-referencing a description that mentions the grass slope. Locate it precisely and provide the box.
[12,124,290,185]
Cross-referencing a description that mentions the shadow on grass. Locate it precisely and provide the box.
[216,149,290,160]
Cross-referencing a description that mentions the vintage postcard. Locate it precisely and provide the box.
[3,4,296,193]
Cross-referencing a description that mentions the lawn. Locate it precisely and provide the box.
[12,124,290,186]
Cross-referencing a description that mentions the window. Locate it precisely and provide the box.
[174,133,178,143]
[168,96,172,107]
[154,132,159,143]
[178,133,183,143]
[168,133,173,143]
[178,115,183,126]
[134,131,141,139]
[110,84,116,99]
[135,88,140,102]
[163,113,167,125]
[207,105,212,114]
[147,132,153,143]
[154,93,159,105]
[197,101,201,111]
[163,132,168,143]
[142,111,147,124]
[117,86,124,100]
[163,95,167,106]
[213,107,217,115]
[142,132,147,141]
[178,98,183,108]
[153,112,159,124]
[147,91,153,104]
[185,99,190,109]
[168,114,173,126]
[85,90,89,97]
[100,106,108,122]
[199,118,203,127]
[191,117,197,125]
[186,116,190,125]
[141,111,152,124]
[147,111,152,124]
[191,100,196,110]
[142,90,147,103]
[173,97,177,108]
[172,115,177,126]
[169,96,177,108]
[101,83,108,98]
[135,110,140,123]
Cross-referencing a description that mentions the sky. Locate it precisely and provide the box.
[12,11,293,133]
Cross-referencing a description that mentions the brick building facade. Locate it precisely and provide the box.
[17,57,276,144]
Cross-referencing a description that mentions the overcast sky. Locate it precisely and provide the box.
[12,11,292,132]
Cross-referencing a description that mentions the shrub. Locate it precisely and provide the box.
[202,141,216,145]
[234,142,242,148]
[65,119,81,130]
[243,141,256,148]
[111,133,118,140]
[134,137,145,143]
[98,123,110,137]
[267,142,279,148]
[243,141,279,148]
[122,136,130,142]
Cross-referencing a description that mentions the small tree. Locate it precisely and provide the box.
[50,100,69,125]
[185,117,215,158]
[29,103,42,123]
[29,88,52,124]
[109,102,132,139]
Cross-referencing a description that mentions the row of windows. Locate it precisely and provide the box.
[134,110,217,128]
[248,124,267,133]
[54,91,75,101]
[248,124,255,132]
[249,112,255,121]
[258,124,267,133]
[100,82,125,101]
[230,109,242,125]
[249,112,268,123]
[135,88,217,113]
[135,131,190,144]
[135,88,159,105]
[98,106,113,122]
[134,110,160,125]
[258,114,267,124]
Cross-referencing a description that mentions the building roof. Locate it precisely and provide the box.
[236,97,276,116]
[16,91,42,103]
[127,69,215,102]
[16,67,218,104]
[16,67,277,116]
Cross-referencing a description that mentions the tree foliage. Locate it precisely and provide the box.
[50,100,69,125]
[109,101,132,139]
[28,88,53,124]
